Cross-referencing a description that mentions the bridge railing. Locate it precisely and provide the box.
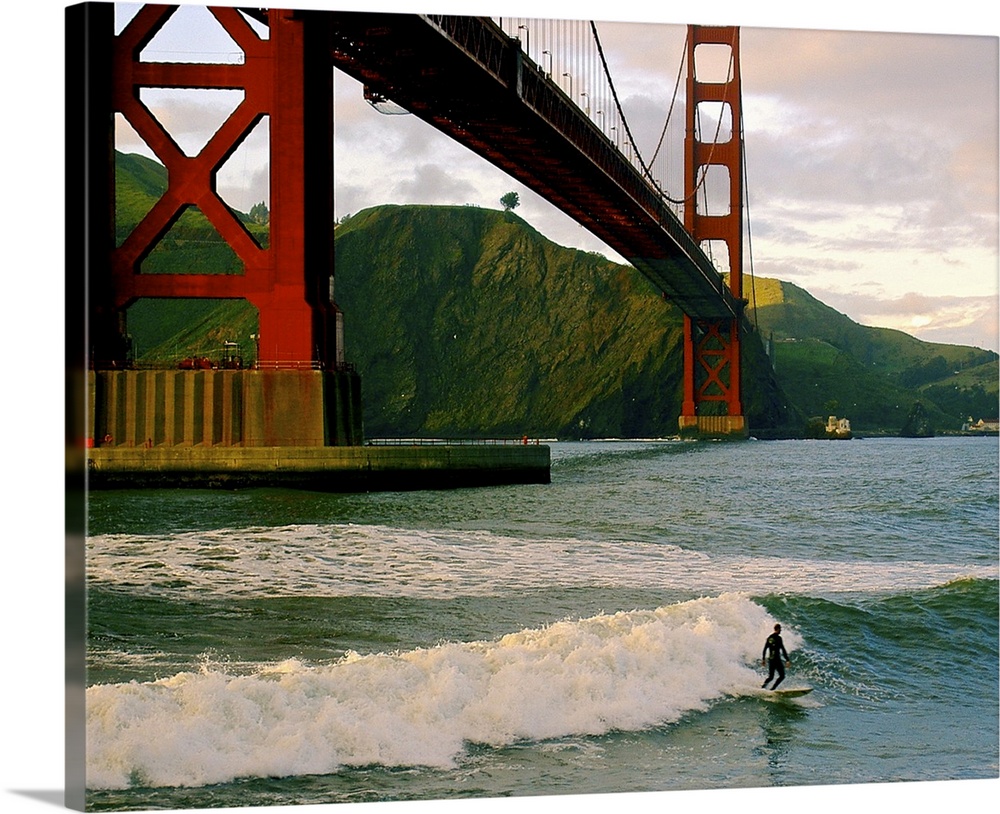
[425,14,512,81]
[90,359,358,373]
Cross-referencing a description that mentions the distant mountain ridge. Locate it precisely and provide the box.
[746,275,997,431]
[114,151,998,437]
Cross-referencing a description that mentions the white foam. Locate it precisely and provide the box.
[86,593,783,789]
[87,523,996,600]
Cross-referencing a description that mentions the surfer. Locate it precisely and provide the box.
[761,623,791,690]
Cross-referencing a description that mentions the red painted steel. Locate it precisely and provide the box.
[110,6,337,366]
[681,25,744,425]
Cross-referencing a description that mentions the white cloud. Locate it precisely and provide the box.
[813,289,1000,351]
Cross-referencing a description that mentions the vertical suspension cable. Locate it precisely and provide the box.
[741,119,759,333]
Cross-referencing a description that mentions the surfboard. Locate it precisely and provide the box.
[771,687,812,698]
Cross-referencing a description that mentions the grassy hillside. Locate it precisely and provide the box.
[111,151,997,436]
[748,279,997,431]
[333,204,786,437]
[128,298,258,364]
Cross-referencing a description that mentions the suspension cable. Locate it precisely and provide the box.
[741,112,759,333]
[588,21,665,198]
[648,29,687,167]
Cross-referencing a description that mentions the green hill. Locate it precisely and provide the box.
[111,151,998,437]
[747,278,998,431]
[332,204,786,438]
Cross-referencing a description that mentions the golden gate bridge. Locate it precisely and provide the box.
[68,5,757,456]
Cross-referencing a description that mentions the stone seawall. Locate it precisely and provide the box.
[86,444,551,491]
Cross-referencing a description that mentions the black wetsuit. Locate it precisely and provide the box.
[762,632,789,689]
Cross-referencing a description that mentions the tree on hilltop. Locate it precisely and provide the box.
[500,191,520,212]
[249,201,269,225]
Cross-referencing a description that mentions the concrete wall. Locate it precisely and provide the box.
[84,370,550,490]
[89,369,363,447]
[87,444,551,490]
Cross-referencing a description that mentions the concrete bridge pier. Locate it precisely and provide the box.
[84,367,551,489]
[678,414,748,439]
[89,368,363,449]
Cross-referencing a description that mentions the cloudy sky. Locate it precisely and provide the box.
[328,8,998,352]
[101,0,999,353]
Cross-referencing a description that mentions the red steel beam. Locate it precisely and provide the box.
[107,6,337,366]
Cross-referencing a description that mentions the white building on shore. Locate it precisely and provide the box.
[962,417,1000,433]
[826,416,852,438]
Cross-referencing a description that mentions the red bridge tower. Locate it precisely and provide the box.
[679,25,747,438]
[70,5,361,447]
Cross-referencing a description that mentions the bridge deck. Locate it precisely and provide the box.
[324,12,742,322]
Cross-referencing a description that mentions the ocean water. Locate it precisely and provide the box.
[83,437,999,810]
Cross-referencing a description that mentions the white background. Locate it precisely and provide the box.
[3,2,997,814]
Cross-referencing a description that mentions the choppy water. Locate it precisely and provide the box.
[83,437,999,809]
